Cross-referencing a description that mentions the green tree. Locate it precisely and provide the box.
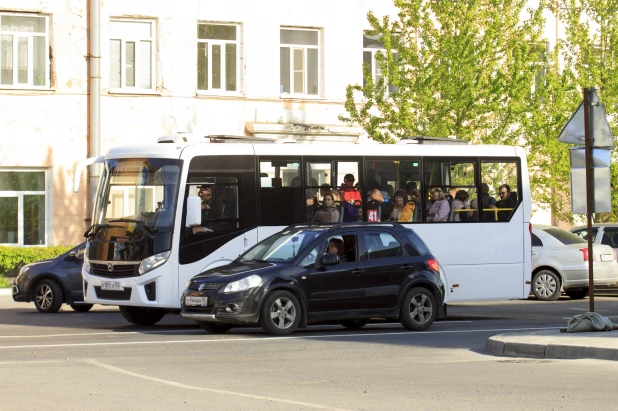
[341,0,618,224]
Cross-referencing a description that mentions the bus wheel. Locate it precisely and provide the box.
[70,303,94,312]
[400,287,436,331]
[340,319,369,329]
[197,322,233,334]
[531,270,561,301]
[119,306,165,326]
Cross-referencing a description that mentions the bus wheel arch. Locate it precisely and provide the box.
[531,267,562,301]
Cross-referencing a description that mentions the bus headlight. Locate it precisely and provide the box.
[139,251,171,275]
[224,274,262,293]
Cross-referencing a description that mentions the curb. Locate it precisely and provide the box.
[486,334,618,361]
[0,288,12,296]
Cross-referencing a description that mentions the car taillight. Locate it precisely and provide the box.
[427,258,439,273]
[614,249,617,262]
[579,248,589,261]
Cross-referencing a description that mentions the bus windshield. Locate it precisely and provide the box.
[93,158,182,229]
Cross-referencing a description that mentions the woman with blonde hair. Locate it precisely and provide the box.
[389,190,415,222]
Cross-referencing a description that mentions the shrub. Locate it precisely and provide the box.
[0,246,74,277]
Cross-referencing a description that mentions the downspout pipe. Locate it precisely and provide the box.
[87,0,101,222]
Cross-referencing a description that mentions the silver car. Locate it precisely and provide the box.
[531,225,618,301]
[571,224,618,253]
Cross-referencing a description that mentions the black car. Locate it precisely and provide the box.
[12,243,93,313]
[181,223,444,335]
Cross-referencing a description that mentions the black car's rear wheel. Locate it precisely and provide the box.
[33,279,64,313]
[119,306,166,326]
[400,287,437,331]
[197,322,233,334]
[259,290,300,336]
[70,303,94,312]
[340,319,369,329]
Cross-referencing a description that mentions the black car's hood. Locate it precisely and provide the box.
[191,260,283,283]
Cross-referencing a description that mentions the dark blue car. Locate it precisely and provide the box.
[12,243,93,313]
[182,223,444,335]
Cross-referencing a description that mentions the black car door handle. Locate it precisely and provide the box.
[352,269,364,276]
[401,265,414,270]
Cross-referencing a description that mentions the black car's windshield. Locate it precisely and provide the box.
[240,229,324,263]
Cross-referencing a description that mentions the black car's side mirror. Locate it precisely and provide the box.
[319,253,340,267]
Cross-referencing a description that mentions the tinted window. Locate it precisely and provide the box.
[404,232,430,256]
[365,232,403,260]
[572,227,599,242]
[299,244,320,268]
[544,228,586,245]
[603,228,618,247]
[531,233,543,247]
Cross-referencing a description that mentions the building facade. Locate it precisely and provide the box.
[0,0,560,247]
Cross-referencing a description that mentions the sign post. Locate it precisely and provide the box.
[557,88,614,313]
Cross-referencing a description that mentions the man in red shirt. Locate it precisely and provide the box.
[340,173,361,205]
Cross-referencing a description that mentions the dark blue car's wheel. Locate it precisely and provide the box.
[33,279,64,314]
[259,290,300,336]
[400,287,436,331]
[70,304,94,312]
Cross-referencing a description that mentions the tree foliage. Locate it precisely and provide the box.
[341,0,618,224]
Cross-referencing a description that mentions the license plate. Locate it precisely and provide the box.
[185,296,208,306]
[601,254,613,262]
[101,281,123,291]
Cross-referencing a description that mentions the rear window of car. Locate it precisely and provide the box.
[544,228,586,245]
[404,232,430,256]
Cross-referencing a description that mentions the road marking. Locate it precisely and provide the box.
[83,359,352,411]
[0,326,560,350]
[0,321,472,340]
[0,360,66,365]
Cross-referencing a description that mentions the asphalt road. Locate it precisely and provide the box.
[2,295,618,411]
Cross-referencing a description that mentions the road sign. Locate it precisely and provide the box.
[557,89,614,148]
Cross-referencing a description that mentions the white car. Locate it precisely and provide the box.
[571,224,618,254]
[531,225,618,301]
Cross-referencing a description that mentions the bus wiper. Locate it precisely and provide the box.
[108,219,158,237]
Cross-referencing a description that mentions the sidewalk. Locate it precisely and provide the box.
[486,329,618,361]
[0,288,11,296]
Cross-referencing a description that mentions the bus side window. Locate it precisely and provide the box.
[259,159,305,225]
[480,161,520,222]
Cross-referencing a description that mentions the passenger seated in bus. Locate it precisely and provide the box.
[389,190,415,222]
[327,238,348,263]
[426,188,450,222]
[453,189,471,222]
[316,193,340,223]
[495,184,517,222]
[340,173,361,205]
[470,183,496,221]
[368,188,393,222]
[334,189,357,222]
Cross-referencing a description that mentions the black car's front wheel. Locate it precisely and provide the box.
[33,279,64,313]
[400,287,437,331]
[259,290,301,336]
[197,322,233,334]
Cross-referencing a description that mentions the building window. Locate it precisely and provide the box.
[110,19,156,91]
[0,171,46,245]
[0,13,49,88]
[280,28,320,96]
[363,32,397,94]
[197,23,240,92]
[529,42,548,93]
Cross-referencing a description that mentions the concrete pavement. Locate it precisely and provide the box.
[486,329,618,361]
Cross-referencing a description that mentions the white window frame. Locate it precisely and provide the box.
[0,169,48,246]
[0,12,50,89]
[280,27,321,97]
[529,41,549,94]
[362,32,398,96]
[196,22,241,95]
[109,18,156,93]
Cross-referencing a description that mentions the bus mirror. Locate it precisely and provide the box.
[186,196,202,227]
